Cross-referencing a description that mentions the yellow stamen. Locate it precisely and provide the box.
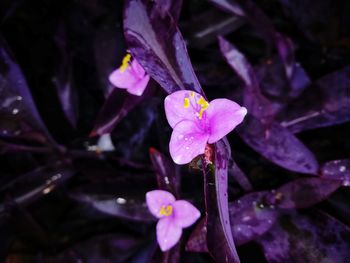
[197,96,209,119]
[119,54,132,72]
[184,98,190,108]
[159,205,173,217]
[190,91,195,97]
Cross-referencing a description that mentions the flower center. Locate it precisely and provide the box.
[119,53,132,72]
[183,92,209,120]
[159,205,173,217]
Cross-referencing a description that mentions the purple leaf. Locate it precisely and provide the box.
[321,159,350,186]
[53,23,78,128]
[279,66,350,133]
[203,140,240,262]
[149,148,180,197]
[218,36,277,122]
[258,211,350,263]
[228,159,253,192]
[155,0,183,22]
[187,191,279,249]
[72,193,155,222]
[256,57,311,102]
[238,115,319,174]
[211,0,296,80]
[90,85,153,136]
[185,218,208,253]
[230,192,279,245]
[268,178,341,209]
[123,0,203,95]
[0,37,55,144]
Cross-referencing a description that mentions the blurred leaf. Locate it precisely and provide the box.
[149,148,180,197]
[0,37,55,145]
[280,66,350,133]
[155,0,183,22]
[258,211,350,263]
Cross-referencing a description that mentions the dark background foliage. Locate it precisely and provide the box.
[0,0,350,262]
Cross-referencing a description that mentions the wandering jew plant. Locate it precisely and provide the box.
[109,53,150,96]
[146,190,201,251]
[165,90,247,164]
[1,0,350,262]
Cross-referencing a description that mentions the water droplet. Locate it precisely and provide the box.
[339,166,346,172]
[116,197,127,204]
[185,146,189,150]
[17,96,22,101]
[12,108,19,115]
[185,137,188,141]
[178,134,184,139]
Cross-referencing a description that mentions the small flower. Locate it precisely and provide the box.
[165,90,247,164]
[109,53,150,96]
[146,190,201,251]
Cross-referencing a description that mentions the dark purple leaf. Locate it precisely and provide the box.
[53,24,78,128]
[218,36,277,122]
[256,57,311,102]
[183,10,245,48]
[186,218,208,253]
[210,0,296,79]
[279,66,350,133]
[155,0,183,23]
[229,159,252,192]
[258,211,350,263]
[238,115,319,174]
[0,37,55,144]
[123,0,203,95]
[0,168,73,215]
[71,193,155,222]
[149,147,180,197]
[321,159,350,186]
[203,140,240,263]
[268,178,341,209]
[230,191,279,245]
[187,191,279,249]
[90,85,153,136]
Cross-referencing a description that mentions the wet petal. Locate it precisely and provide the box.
[173,200,201,228]
[206,99,247,144]
[127,75,150,96]
[164,90,200,128]
[169,120,209,165]
[156,217,182,251]
[146,190,176,218]
[108,67,138,89]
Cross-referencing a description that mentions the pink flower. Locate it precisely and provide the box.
[165,90,247,164]
[146,190,201,251]
[109,53,150,96]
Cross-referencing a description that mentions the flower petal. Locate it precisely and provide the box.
[169,120,209,165]
[206,99,247,144]
[156,217,182,251]
[173,200,201,228]
[146,190,176,218]
[164,90,200,128]
[127,75,150,96]
[108,67,138,89]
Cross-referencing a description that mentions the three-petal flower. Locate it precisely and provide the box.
[164,90,247,164]
[109,54,150,96]
[146,190,201,251]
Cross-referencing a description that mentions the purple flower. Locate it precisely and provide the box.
[146,190,201,251]
[164,90,247,164]
[109,53,150,96]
